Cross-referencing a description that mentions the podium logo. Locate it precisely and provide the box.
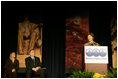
[86,48,107,57]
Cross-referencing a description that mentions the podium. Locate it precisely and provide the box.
[84,46,108,75]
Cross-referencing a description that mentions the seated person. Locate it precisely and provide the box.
[25,49,45,78]
[4,52,19,78]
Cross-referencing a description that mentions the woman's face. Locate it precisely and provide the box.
[11,52,16,58]
[88,35,93,42]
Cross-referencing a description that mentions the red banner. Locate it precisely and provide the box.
[65,14,89,72]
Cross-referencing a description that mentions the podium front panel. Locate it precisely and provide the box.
[85,64,107,75]
[84,46,108,74]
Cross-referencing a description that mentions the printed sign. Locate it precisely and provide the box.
[85,46,108,64]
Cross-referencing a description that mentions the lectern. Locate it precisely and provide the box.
[84,46,108,75]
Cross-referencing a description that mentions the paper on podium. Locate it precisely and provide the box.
[84,46,108,64]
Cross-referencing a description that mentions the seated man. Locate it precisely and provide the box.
[25,49,45,78]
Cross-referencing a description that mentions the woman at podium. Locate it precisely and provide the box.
[84,33,108,75]
[84,33,100,46]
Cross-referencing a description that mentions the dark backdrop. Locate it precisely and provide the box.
[1,1,117,78]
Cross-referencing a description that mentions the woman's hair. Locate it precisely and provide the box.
[88,33,94,39]
[9,52,16,60]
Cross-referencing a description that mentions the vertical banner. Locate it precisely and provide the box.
[110,18,117,68]
[65,13,89,73]
[17,18,42,68]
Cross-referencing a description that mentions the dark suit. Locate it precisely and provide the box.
[25,56,44,78]
[4,59,19,78]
